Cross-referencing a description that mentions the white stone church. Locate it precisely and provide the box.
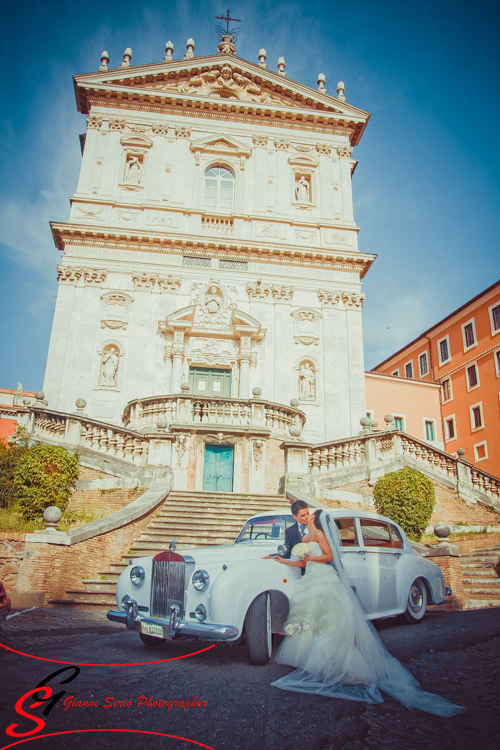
[41,31,375,495]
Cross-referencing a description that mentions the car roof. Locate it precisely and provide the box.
[245,507,404,529]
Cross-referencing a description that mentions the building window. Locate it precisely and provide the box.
[391,369,400,377]
[466,363,479,390]
[489,302,500,336]
[473,441,488,462]
[404,361,414,378]
[445,416,456,441]
[470,403,483,431]
[441,378,452,402]
[461,319,477,351]
[438,335,451,365]
[424,420,436,441]
[182,255,211,267]
[495,349,500,377]
[393,415,405,431]
[204,166,235,213]
[419,352,429,377]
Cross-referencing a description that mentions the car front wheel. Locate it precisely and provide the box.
[401,578,427,624]
[244,592,272,665]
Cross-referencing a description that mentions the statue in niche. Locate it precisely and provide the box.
[295,175,310,203]
[100,346,120,387]
[124,155,142,185]
[298,362,315,400]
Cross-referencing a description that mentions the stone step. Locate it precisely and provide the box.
[95,570,122,581]
[463,586,500,595]
[157,503,285,515]
[461,555,499,562]
[460,563,495,569]
[463,577,500,585]
[149,518,247,528]
[80,580,120,593]
[130,539,235,552]
[47,598,114,611]
[465,596,500,609]
[108,561,128,573]
[59,589,117,605]
[459,567,495,575]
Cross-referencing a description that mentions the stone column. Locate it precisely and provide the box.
[425,542,464,611]
[239,357,250,398]
[170,351,184,394]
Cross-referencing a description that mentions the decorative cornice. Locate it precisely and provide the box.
[132,272,182,291]
[318,289,365,308]
[337,146,354,158]
[83,268,107,284]
[51,224,375,279]
[246,282,294,300]
[57,265,106,284]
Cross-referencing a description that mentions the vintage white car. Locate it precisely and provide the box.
[107,508,449,665]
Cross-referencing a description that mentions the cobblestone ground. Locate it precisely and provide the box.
[356,636,500,750]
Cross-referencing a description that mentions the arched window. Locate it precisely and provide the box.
[204,166,234,213]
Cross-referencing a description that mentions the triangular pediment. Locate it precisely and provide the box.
[74,54,369,126]
[190,133,252,157]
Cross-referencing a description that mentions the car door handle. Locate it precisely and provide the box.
[356,550,366,555]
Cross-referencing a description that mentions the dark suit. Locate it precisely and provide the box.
[283,523,304,558]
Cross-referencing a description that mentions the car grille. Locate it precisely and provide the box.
[151,557,185,619]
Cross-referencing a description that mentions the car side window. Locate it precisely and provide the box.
[334,518,359,547]
[388,524,403,549]
[360,519,392,547]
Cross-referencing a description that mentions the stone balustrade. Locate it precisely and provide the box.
[123,395,305,436]
[29,408,153,467]
[285,429,500,511]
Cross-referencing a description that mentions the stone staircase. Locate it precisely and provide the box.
[461,545,500,609]
[48,490,287,610]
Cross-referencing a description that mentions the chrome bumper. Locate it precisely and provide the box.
[107,601,239,642]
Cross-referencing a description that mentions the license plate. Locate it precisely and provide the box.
[141,622,164,637]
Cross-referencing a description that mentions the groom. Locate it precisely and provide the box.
[263,500,310,570]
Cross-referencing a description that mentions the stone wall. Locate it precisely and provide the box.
[453,534,500,554]
[68,487,144,516]
[0,532,26,592]
[15,499,169,602]
[426,555,465,611]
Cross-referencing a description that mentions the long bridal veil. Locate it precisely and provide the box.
[272,512,465,717]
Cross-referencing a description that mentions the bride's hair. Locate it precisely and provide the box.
[312,510,323,530]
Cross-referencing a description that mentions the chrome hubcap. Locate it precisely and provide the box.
[409,584,423,612]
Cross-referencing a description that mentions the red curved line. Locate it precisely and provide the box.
[0,641,214,666]
[0,729,216,750]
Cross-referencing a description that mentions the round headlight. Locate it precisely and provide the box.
[130,566,145,586]
[192,569,210,591]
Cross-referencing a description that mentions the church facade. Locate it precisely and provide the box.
[42,37,374,493]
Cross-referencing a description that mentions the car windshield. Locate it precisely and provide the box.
[235,514,295,543]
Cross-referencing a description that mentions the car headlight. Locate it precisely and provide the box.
[192,569,210,591]
[130,566,145,586]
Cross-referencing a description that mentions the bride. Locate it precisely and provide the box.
[271,510,465,717]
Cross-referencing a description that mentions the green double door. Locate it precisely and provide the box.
[189,367,231,398]
[203,444,234,492]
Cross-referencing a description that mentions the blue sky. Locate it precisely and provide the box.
[1,0,499,391]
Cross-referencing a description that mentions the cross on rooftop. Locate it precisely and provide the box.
[216,6,241,36]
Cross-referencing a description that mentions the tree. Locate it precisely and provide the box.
[373,466,435,542]
[14,444,79,520]
[0,430,30,509]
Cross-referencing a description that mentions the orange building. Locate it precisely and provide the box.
[0,387,35,442]
[372,280,500,477]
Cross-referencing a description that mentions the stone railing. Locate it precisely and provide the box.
[284,429,500,511]
[201,215,234,236]
[26,408,158,467]
[123,395,305,436]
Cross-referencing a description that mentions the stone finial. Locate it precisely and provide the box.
[277,56,286,77]
[457,448,465,458]
[317,73,326,93]
[184,38,195,59]
[99,51,109,72]
[75,398,87,414]
[384,414,394,425]
[290,398,299,407]
[180,382,190,392]
[121,48,132,68]
[164,41,174,62]
[43,506,62,530]
[258,48,267,68]
[434,522,451,539]
[23,397,31,406]
[370,419,379,429]
[337,81,345,101]
[360,416,371,428]
[252,387,262,398]
[156,418,168,432]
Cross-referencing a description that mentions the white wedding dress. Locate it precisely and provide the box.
[272,534,465,717]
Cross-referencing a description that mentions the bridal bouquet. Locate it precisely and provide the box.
[291,543,310,558]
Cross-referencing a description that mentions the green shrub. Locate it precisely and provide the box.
[373,466,435,542]
[14,444,79,520]
[0,430,30,509]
